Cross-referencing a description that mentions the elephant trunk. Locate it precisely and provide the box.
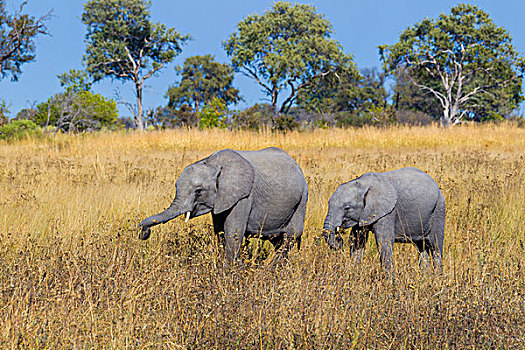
[323,211,344,250]
[323,210,342,233]
[138,199,187,240]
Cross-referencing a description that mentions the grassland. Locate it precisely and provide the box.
[0,124,524,348]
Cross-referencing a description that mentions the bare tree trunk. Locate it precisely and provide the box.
[271,87,279,128]
[440,99,453,127]
[135,82,144,131]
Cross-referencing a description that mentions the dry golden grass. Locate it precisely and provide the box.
[0,124,524,348]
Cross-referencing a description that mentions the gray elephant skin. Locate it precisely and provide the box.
[323,167,445,272]
[139,147,308,262]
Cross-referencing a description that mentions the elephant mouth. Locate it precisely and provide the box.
[342,219,358,230]
[190,203,213,220]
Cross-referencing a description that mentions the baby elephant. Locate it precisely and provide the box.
[323,167,445,272]
[139,147,308,263]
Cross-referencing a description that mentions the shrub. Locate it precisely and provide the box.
[273,115,299,131]
[29,91,118,132]
[198,98,227,129]
[0,120,42,141]
[0,99,9,126]
[231,104,273,130]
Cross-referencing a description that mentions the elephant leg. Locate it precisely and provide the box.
[373,214,395,272]
[415,240,431,271]
[428,199,445,274]
[269,234,284,251]
[270,195,307,265]
[267,232,292,267]
[283,190,308,252]
[223,197,251,262]
[212,213,226,249]
[349,227,368,263]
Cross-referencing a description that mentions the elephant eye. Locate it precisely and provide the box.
[195,188,203,196]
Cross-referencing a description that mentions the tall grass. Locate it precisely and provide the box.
[0,124,524,348]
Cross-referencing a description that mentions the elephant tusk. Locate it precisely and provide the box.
[185,211,191,223]
[336,226,340,232]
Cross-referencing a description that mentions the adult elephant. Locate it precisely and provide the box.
[323,167,445,272]
[139,147,308,262]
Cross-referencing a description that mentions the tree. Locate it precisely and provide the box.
[380,4,525,126]
[25,71,118,132]
[296,64,391,127]
[57,69,92,93]
[391,67,442,119]
[0,98,8,126]
[231,104,273,130]
[295,57,361,114]
[81,0,190,130]
[166,55,240,114]
[197,97,228,129]
[147,105,197,129]
[224,1,351,125]
[0,0,50,81]
[29,91,118,132]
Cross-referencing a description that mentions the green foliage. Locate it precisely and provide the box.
[198,98,227,129]
[0,1,50,81]
[273,115,299,132]
[58,69,92,93]
[29,91,118,132]
[224,1,351,122]
[0,99,9,126]
[392,67,442,120]
[146,105,197,129]
[380,4,525,125]
[81,0,190,129]
[298,66,388,117]
[0,119,42,140]
[167,55,240,113]
[231,104,273,130]
[361,105,397,127]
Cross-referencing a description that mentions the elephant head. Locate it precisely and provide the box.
[138,149,255,239]
[323,173,397,249]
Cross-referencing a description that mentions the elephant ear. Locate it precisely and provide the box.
[359,173,397,227]
[209,149,255,214]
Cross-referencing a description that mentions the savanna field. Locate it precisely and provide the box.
[0,125,524,348]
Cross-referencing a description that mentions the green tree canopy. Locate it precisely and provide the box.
[197,97,228,129]
[29,91,118,133]
[0,98,8,126]
[391,67,442,119]
[380,4,525,126]
[166,55,240,113]
[0,0,50,81]
[81,0,190,130]
[224,1,351,124]
[24,71,118,133]
[296,64,390,127]
[57,69,92,94]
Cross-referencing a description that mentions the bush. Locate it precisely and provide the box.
[273,115,299,131]
[147,105,197,129]
[396,110,434,126]
[231,104,273,130]
[198,98,227,129]
[334,111,368,127]
[29,91,118,132]
[0,120,42,141]
[0,100,9,126]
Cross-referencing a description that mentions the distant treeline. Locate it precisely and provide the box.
[1,1,524,134]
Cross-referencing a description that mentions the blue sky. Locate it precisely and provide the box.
[1,0,525,118]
